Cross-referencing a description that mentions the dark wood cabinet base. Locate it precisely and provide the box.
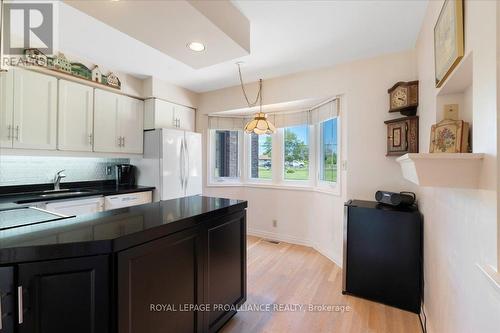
[0,197,247,333]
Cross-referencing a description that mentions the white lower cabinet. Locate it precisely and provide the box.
[104,191,152,210]
[42,191,153,217]
[44,197,105,216]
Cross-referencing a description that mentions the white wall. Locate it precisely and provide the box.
[198,50,417,264]
[416,1,500,332]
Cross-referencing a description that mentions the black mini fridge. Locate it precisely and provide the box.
[342,200,422,313]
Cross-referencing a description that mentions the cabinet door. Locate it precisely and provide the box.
[17,255,110,333]
[119,95,144,154]
[118,228,203,333]
[12,69,57,149]
[144,99,175,130]
[175,105,195,131]
[45,197,104,216]
[93,89,120,152]
[0,70,14,148]
[204,211,246,332]
[185,132,202,197]
[58,80,94,151]
[0,267,15,333]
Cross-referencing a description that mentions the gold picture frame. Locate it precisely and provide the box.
[434,0,464,88]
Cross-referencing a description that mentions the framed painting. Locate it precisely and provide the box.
[434,0,464,88]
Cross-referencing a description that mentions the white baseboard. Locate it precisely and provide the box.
[311,243,342,268]
[247,228,311,247]
[247,228,342,268]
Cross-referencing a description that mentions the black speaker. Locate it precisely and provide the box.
[375,191,416,206]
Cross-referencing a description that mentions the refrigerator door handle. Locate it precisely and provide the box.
[179,138,185,190]
[184,137,190,191]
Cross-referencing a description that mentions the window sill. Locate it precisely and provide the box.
[206,182,341,196]
[477,263,500,294]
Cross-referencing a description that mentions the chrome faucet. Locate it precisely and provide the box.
[53,170,66,191]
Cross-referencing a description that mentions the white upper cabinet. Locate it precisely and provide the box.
[12,69,57,149]
[0,70,14,148]
[119,95,144,154]
[94,89,144,154]
[93,89,120,153]
[144,98,195,132]
[58,80,94,152]
[175,104,195,131]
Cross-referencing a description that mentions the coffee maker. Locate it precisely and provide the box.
[116,164,136,186]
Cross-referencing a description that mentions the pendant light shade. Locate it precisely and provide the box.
[237,64,276,135]
[244,112,276,134]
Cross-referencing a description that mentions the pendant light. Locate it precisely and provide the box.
[237,63,276,135]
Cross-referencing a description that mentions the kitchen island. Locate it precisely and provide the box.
[0,196,247,333]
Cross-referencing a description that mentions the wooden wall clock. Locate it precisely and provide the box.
[388,81,419,116]
[384,116,419,156]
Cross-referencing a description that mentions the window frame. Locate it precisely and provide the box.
[207,129,244,185]
[281,125,314,187]
[316,117,341,193]
[246,132,274,184]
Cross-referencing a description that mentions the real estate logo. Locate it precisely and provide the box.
[3,2,53,55]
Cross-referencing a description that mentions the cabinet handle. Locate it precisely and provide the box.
[0,291,3,329]
[88,133,93,145]
[122,136,125,147]
[6,125,11,140]
[17,286,23,324]
[118,136,122,147]
[15,125,19,141]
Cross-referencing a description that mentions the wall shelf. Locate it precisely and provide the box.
[396,153,484,189]
[436,52,473,96]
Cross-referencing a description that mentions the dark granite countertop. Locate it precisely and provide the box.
[0,180,155,205]
[0,196,247,265]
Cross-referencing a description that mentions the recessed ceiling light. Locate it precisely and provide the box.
[187,42,206,52]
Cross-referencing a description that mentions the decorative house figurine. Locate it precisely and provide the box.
[22,48,121,90]
[71,62,92,80]
[24,48,48,67]
[91,65,103,83]
[52,53,72,74]
[106,72,121,89]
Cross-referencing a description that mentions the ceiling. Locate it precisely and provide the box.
[58,0,428,93]
[63,0,250,69]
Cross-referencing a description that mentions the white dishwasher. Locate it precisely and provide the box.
[104,191,152,211]
[44,197,105,216]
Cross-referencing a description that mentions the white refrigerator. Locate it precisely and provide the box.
[133,128,202,201]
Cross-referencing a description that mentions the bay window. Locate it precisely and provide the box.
[208,98,340,192]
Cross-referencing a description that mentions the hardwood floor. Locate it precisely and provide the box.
[220,236,422,333]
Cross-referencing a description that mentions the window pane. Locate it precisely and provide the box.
[214,130,239,178]
[250,133,272,179]
[320,118,338,182]
[284,125,309,180]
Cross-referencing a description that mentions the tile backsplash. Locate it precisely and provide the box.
[0,156,130,186]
